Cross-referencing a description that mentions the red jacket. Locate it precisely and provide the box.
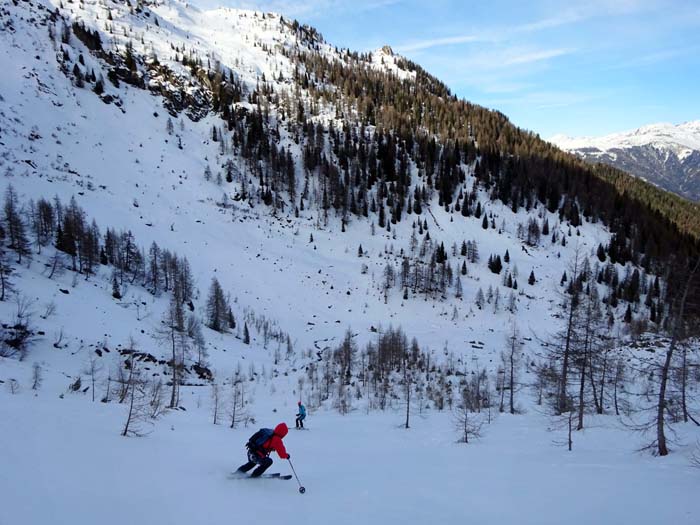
[261,423,289,459]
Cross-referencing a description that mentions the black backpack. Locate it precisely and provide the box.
[246,428,274,453]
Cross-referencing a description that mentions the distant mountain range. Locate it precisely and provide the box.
[551,121,700,202]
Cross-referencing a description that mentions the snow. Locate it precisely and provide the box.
[370,46,416,81]
[1,386,697,525]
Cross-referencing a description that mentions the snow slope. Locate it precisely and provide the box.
[2,380,698,525]
[0,0,616,366]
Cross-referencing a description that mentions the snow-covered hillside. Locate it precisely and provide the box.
[551,121,700,202]
[0,0,614,362]
[1,1,698,523]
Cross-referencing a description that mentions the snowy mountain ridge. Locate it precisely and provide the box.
[550,121,700,201]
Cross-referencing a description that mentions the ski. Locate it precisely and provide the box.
[228,472,292,480]
[260,473,292,480]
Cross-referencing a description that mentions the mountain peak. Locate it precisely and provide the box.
[550,120,700,153]
[550,121,700,201]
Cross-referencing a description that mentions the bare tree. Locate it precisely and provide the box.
[211,382,221,425]
[84,355,103,402]
[7,378,20,395]
[113,354,131,404]
[147,379,166,420]
[156,292,188,408]
[611,355,627,417]
[656,257,699,455]
[121,350,145,436]
[505,318,522,414]
[549,396,576,451]
[121,345,162,437]
[574,282,603,430]
[229,379,249,429]
[452,387,484,443]
[0,246,13,301]
[595,336,615,415]
[102,374,112,403]
[47,250,65,280]
[31,363,42,391]
[677,339,700,426]
[557,247,582,414]
[1,295,36,360]
[404,367,413,429]
[40,301,57,320]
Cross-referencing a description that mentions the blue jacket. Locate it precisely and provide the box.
[297,405,306,417]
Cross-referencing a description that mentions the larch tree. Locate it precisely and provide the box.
[656,257,699,456]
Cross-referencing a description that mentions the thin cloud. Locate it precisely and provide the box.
[502,48,574,65]
[608,47,699,69]
[392,1,663,54]
[394,9,590,54]
[396,34,483,53]
[484,90,610,110]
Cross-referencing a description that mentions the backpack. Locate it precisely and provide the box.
[246,428,274,453]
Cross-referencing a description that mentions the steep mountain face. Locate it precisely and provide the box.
[551,121,700,202]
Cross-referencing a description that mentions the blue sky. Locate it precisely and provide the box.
[194,0,700,138]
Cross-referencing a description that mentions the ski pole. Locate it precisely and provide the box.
[288,458,306,494]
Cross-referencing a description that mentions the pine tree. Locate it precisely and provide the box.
[4,185,31,263]
[623,304,632,323]
[475,287,485,309]
[243,322,250,344]
[111,270,122,299]
[206,277,229,332]
[596,244,606,262]
[528,270,536,285]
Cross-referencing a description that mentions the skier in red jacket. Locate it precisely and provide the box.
[236,422,290,477]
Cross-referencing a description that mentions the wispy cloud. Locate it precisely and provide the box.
[424,45,575,80]
[392,1,664,55]
[502,48,574,66]
[483,90,611,111]
[396,34,483,53]
[608,46,700,69]
[394,11,586,54]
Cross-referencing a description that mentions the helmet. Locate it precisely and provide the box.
[297,401,301,406]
